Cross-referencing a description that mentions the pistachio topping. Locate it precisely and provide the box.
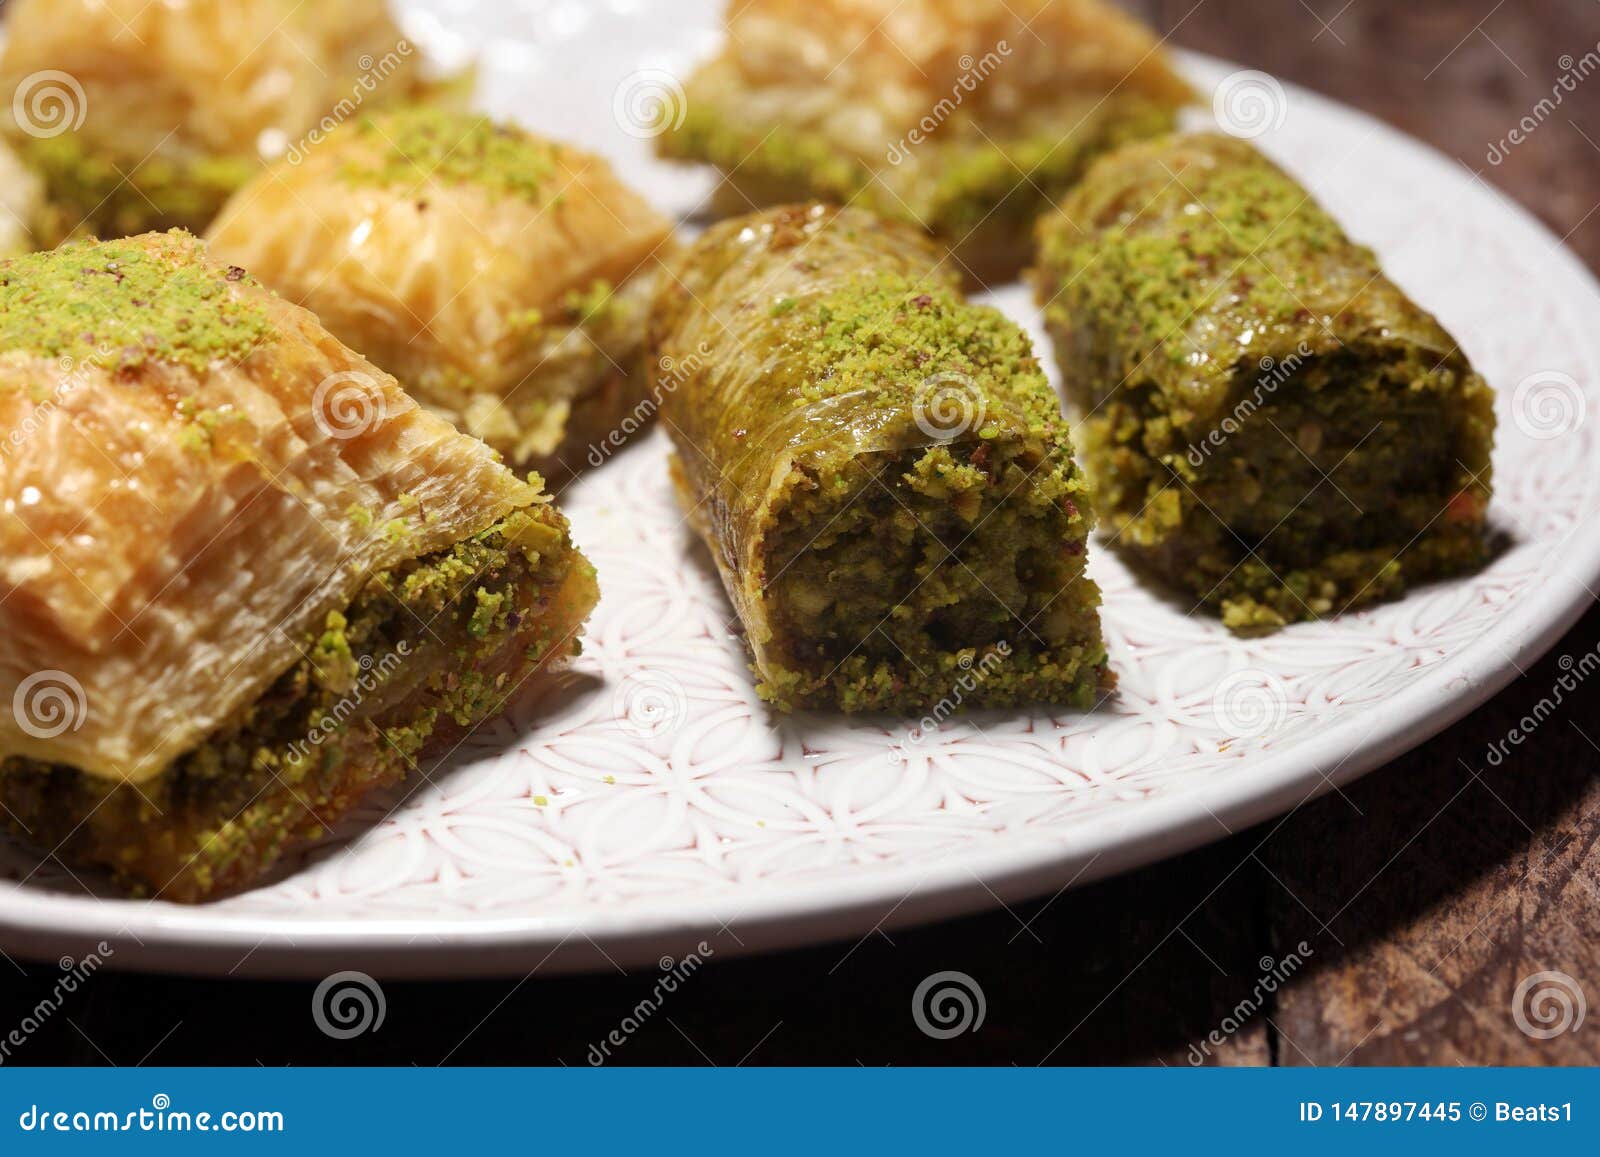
[794,274,1058,433]
[345,107,560,201]
[0,230,272,373]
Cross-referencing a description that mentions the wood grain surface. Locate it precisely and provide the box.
[2,0,1597,1066]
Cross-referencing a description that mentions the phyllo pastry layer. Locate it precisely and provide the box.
[206,108,677,476]
[655,0,1191,283]
[1032,133,1495,631]
[0,231,597,900]
[650,203,1108,713]
[0,0,425,246]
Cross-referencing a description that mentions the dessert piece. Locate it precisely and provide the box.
[0,0,425,244]
[0,231,597,901]
[650,203,1108,712]
[655,0,1192,283]
[207,107,676,475]
[1032,133,1495,630]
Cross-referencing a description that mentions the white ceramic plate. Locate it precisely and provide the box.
[2,1,1597,977]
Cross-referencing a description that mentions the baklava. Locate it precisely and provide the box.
[0,231,597,900]
[0,0,425,244]
[650,203,1108,712]
[1032,133,1495,630]
[207,107,676,475]
[655,0,1192,282]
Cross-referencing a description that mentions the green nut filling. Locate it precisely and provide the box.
[761,276,1104,707]
[0,510,581,900]
[764,440,1105,713]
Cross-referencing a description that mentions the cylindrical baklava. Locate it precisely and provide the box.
[650,203,1108,712]
[1033,133,1495,630]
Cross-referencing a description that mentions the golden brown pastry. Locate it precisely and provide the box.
[0,231,597,900]
[0,0,426,244]
[206,107,676,475]
[655,0,1192,283]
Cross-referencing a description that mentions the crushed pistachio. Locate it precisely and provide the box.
[344,108,560,201]
[562,280,614,327]
[0,231,273,372]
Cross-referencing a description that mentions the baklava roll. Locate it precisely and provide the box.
[650,203,1108,712]
[655,0,1192,283]
[207,108,676,476]
[1032,133,1495,630]
[0,231,597,901]
[0,0,426,245]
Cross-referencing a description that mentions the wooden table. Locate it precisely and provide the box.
[5,0,1598,1065]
